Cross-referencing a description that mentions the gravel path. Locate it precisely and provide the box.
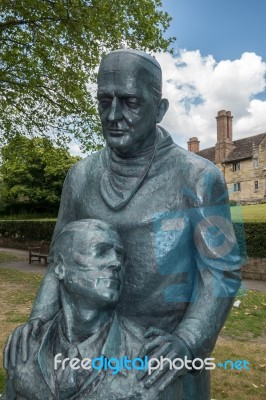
[0,247,46,274]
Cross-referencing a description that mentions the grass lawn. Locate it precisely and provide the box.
[221,289,266,340]
[212,339,266,399]
[0,252,24,263]
[211,289,266,399]
[0,268,43,394]
[0,267,265,398]
[230,203,266,223]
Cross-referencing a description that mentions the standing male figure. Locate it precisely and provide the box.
[5,49,241,399]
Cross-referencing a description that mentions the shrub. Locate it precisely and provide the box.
[241,222,266,258]
[0,220,56,242]
[233,222,266,258]
[229,200,238,207]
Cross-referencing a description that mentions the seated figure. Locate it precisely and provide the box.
[3,219,182,400]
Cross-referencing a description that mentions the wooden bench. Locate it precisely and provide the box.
[29,240,51,266]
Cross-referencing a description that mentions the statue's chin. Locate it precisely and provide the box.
[104,132,131,153]
[97,291,119,309]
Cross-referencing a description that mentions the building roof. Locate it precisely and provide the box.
[196,147,216,162]
[224,132,266,162]
[196,132,266,163]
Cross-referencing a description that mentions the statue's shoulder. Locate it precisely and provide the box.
[66,148,105,181]
[171,143,224,180]
[169,144,228,206]
[119,315,146,344]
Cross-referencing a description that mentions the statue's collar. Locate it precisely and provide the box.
[100,126,174,211]
[37,312,132,396]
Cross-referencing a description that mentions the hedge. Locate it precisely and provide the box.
[0,220,265,258]
[0,220,56,242]
[237,222,266,258]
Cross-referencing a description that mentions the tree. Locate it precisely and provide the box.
[0,0,174,151]
[0,135,80,215]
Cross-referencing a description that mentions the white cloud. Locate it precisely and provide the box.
[156,50,266,150]
[68,141,86,157]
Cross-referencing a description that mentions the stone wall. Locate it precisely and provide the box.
[242,257,266,281]
[221,136,266,204]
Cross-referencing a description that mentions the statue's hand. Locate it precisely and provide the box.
[137,327,192,393]
[4,319,43,369]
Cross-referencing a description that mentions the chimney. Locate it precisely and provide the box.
[215,110,234,163]
[216,110,233,142]
[187,137,200,153]
[226,111,233,142]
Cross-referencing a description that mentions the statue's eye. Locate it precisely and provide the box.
[125,98,139,108]
[95,243,110,257]
[98,98,112,108]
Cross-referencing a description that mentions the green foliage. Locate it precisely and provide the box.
[229,200,237,207]
[0,0,174,150]
[242,223,266,258]
[231,222,266,258]
[0,214,57,220]
[0,135,79,214]
[0,220,56,241]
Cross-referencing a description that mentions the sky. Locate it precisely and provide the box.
[71,0,266,155]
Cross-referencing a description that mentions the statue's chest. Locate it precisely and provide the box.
[76,165,188,227]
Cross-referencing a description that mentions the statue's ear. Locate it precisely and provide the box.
[156,98,169,123]
[54,258,65,281]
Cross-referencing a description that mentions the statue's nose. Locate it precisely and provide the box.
[106,262,121,272]
[108,97,123,122]
[106,248,122,271]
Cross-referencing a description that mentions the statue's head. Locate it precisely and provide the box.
[97,49,169,155]
[53,219,126,308]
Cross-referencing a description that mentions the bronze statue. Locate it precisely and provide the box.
[4,49,241,400]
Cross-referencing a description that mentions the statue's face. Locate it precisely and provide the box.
[97,55,160,155]
[63,229,126,308]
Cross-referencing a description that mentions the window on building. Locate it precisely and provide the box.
[232,162,240,171]
[253,158,259,168]
[254,181,259,190]
[233,182,241,192]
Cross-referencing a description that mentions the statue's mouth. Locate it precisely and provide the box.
[108,129,128,136]
[100,276,120,289]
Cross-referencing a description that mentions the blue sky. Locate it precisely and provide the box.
[162,0,266,62]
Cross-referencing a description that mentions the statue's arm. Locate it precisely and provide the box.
[174,166,242,359]
[2,370,18,399]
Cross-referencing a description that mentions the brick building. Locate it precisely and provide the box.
[187,110,266,204]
